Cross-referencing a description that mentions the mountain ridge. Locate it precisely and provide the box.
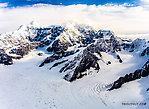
[0,22,149,90]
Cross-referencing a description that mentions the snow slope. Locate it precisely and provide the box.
[0,23,149,109]
[0,46,149,109]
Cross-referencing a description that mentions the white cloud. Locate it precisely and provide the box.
[0,4,149,34]
[141,0,149,3]
[0,3,8,8]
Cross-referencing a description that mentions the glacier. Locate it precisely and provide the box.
[0,22,149,109]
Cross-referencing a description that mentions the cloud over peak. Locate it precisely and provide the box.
[0,3,149,35]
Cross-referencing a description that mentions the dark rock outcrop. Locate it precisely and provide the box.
[9,42,39,57]
[0,24,65,65]
[0,23,123,67]
[61,34,123,82]
[47,39,71,53]
[49,59,68,70]
[36,26,64,48]
[0,53,13,65]
[37,52,43,56]
[46,25,99,53]
[109,60,149,90]
[39,49,79,67]
[141,47,149,56]
[122,38,146,52]
[65,49,100,82]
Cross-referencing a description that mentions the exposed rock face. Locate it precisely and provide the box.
[0,23,51,63]
[63,47,101,82]
[9,42,39,57]
[39,24,122,75]
[49,60,68,70]
[46,24,99,53]
[37,52,43,56]
[0,53,13,65]
[37,26,64,48]
[39,50,79,67]
[0,23,65,64]
[141,47,149,56]
[122,38,146,52]
[108,38,149,90]
[109,60,149,90]
[0,50,13,65]
[47,39,70,53]
[60,34,123,82]
[0,22,123,66]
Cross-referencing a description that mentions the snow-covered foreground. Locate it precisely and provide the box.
[0,44,149,109]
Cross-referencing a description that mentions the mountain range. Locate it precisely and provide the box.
[0,22,149,109]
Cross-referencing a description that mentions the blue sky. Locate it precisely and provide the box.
[0,0,140,7]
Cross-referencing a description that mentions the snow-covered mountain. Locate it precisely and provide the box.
[0,22,149,109]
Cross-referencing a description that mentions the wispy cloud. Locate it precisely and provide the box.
[0,3,8,8]
[141,0,149,3]
[0,3,149,34]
